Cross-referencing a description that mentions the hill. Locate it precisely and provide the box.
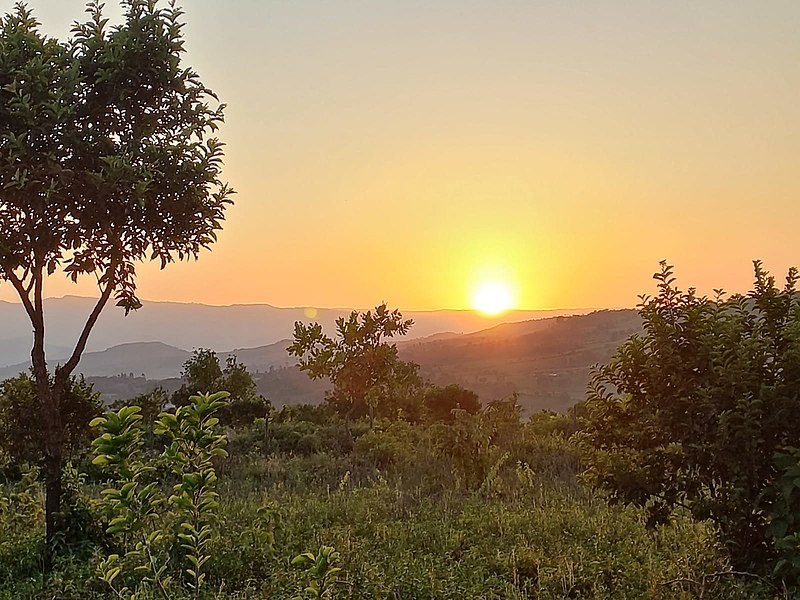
[399,309,641,413]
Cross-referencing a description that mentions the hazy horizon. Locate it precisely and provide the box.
[0,292,614,314]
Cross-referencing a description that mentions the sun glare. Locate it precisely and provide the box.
[472,281,514,316]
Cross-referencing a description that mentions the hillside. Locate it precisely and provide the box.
[399,309,641,413]
[0,338,303,383]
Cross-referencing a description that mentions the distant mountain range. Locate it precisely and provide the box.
[0,296,592,368]
[0,339,297,382]
[0,308,638,415]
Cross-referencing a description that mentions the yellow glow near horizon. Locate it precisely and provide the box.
[472,281,515,315]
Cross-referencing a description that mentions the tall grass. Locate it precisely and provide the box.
[0,412,778,598]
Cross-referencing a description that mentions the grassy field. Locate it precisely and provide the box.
[0,409,779,599]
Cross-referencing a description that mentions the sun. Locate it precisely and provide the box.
[472,281,515,315]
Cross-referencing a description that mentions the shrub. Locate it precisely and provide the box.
[577,261,800,573]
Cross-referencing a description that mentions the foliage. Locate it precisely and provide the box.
[275,403,336,426]
[764,447,800,587]
[0,372,102,467]
[91,392,229,599]
[156,391,229,597]
[0,0,232,311]
[92,404,171,599]
[0,466,43,584]
[0,401,781,598]
[112,386,168,450]
[368,359,427,423]
[174,349,271,428]
[577,260,800,572]
[53,463,104,556]
[288,303,415,423]
[423,383,481,423]
[291,545,342,599]
[207,447,763,599]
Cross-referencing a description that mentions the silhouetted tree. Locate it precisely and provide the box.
[0,1,232,548]
[424,384,481,423]
[372,359,427,422]
[577,261,800,573]
[288,303,414,427]
[174,349,270,428]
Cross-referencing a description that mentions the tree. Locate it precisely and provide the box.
[424,384,481,423]
[0,1,232,548]
[577,261,800,572]
[287,303,414,426]
[371,359,427,423]
[173,349,270,428]
[0,372,102,467]
[176,348,224,401]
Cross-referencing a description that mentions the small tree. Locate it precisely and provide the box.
[287,303,414,426]
[0,1,232,548]
[577,261,800,572]
[424,383,481,423]
[173,349,270,428]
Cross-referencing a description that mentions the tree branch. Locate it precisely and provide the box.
[30,254,48,379]
[4,267,36,322]
[57,257,119,380]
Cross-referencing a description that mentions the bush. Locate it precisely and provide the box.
[577,261,800,573]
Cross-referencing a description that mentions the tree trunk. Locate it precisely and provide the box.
[9,258,115,570]
[36,375,65,568]
[43,430,63,552]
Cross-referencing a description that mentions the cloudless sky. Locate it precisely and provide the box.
[2,0,799,310]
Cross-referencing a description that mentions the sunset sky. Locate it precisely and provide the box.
[3,1,799,311]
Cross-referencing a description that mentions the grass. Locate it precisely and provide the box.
[202,456,773,599]
[0,418,781,599]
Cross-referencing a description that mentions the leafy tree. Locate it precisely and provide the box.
[0,0,232,545]
[287,303,414,426]
[366,359,426,422]
[0,373,102,467]
[177,349,223,400]
[424,383,481,423]
[174,349,270,428]
[577,261,800,572]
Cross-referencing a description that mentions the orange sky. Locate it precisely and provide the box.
[2,1,799,310]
